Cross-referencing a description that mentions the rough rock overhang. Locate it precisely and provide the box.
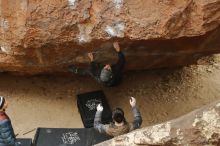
[0,0,220,74]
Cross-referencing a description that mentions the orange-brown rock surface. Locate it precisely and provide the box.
[0,0,220,74]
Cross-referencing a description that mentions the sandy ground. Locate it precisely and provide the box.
[0,55,220,139]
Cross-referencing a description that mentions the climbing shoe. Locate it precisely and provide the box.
[68,65,79,74]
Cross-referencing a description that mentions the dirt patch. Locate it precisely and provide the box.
[0,55,220,139]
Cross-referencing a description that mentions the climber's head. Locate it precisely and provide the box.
[100,64,113,82]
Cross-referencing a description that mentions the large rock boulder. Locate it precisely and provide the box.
[0,0,220,74]
[96,100,220,146]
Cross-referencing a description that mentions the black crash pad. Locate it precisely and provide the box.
[77,90,112,128]
[34,128,112,146]
[17,138,32,146]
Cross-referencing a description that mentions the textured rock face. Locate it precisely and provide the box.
[96,100,220,146]
[0,0,220,74]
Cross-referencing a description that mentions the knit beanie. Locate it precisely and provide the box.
[0,96,5,109]
[100,68,113,82]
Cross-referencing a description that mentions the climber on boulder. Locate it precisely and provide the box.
[68,42,125,87]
